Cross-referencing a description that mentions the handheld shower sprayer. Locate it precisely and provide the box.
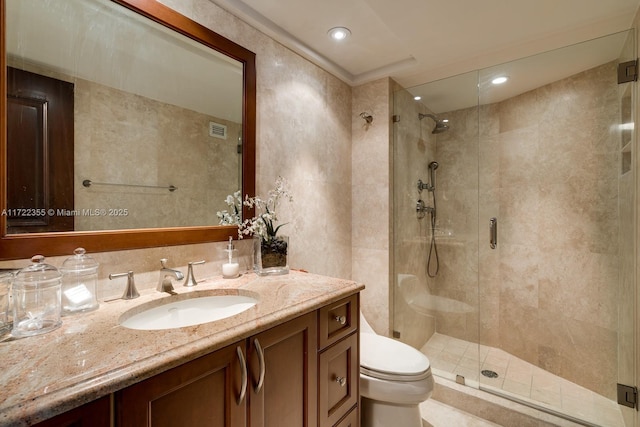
[417,161,439,193]
[428,161,438,190]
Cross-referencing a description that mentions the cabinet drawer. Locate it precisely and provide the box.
[318,332,358,427]
[333,405,359,427]
[319,294,358,350]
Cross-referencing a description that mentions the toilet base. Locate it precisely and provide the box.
[361,396,422,427]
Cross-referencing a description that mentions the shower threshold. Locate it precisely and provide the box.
[422,333,624,427]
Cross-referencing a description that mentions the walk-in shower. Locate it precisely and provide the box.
[393,29,637,427]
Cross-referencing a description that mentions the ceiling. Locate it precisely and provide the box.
[211,0,640,110]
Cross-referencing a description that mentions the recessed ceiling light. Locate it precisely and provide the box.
[328,27,351,41]
[414,96,422,101]
[491,76,509,85]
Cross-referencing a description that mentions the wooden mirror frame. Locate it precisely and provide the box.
[0,0,256,260]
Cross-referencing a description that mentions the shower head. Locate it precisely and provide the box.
[418,113,450,134]
[428,161,439,170]
[432,121,449,134]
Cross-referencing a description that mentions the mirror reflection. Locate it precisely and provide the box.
[6,0,244,234]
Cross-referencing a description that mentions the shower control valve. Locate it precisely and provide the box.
[417,179,433,193]
[416,199,434,219]
[416,199,434,212]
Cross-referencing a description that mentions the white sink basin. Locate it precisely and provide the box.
[119,291,258,330]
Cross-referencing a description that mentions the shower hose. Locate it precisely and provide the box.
[427,189,439,278]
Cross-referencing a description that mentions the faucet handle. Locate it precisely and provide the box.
[184,260,205,287]
[109,271,139,300]
[160,258,169,268]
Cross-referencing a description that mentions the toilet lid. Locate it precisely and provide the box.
[360,333,431,377]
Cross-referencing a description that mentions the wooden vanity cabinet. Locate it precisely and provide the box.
[115,311,319,427]
[116,342,247,427]
[31,395,111,427]
[44,293,359,427]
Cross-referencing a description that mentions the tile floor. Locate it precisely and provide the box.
[422,333,625,427]
[420,399,502,427]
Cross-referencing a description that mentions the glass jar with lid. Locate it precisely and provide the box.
[12,255,62,337]
[60,248,99,315]
[0,271,13,340]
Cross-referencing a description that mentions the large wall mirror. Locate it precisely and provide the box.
[0,0,256,260]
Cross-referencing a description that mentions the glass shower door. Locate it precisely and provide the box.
[477,30,637,427]
[391,70,481,387]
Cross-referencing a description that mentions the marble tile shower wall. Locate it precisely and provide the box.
[434,62,620,399]
[0,0,353,291]
[430,104,481,346]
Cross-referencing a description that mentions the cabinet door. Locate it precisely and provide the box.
[116,341,247,427]
[32,396,111,427]
[318,333,358,427]
[248,312,318,427]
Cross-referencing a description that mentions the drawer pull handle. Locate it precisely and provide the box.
[236,346,247,405]
[254,338,265,393]
[334,315,347,325]
[335,376,347,387]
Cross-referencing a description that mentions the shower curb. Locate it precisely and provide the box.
[431,376,588,427]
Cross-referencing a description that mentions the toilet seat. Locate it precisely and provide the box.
[360,333,431,381]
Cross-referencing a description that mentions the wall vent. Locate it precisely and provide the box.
[209,121,228,140]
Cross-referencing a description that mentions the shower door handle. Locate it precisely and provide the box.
[489,218,497,249]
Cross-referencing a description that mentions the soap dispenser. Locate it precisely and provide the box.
[60,248,99,315]
[223,237,240,278]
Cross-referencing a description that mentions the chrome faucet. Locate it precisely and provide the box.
[157,258,184,294]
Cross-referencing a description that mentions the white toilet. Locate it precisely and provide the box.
[360,313,434,427]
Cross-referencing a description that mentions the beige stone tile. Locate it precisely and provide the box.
[502,379,532,398]
[505,365,533,385]
[420,399,502,427]
[422,345,443,361]
[431,357,459,374]
[459,356,481,370]
[530,388,562,407]
[497,89,542,133]
[456,367,480,383]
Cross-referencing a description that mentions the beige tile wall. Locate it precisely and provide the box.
[352,78,392,335]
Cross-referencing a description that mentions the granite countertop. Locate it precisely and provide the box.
[0,270,364,426]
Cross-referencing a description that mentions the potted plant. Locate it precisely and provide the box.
[218,177,293,275]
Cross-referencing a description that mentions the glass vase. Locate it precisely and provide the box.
[253,235,289,276]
